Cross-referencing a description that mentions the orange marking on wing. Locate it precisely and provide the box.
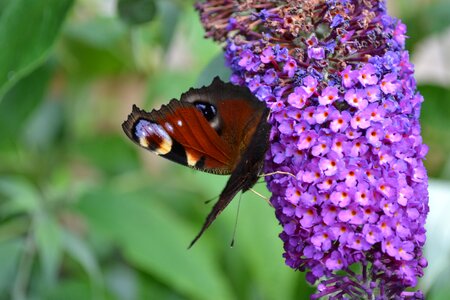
[159,106,233,170]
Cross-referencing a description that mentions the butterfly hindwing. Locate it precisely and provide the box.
[188,107,271,248]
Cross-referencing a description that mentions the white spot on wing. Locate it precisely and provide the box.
[177,120,183,127]
[209,116,220,131]
[165,122,174,133]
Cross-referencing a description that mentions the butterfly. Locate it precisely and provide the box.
[122,77,270,248]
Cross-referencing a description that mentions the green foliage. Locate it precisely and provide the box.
[0,0,73,100]
[78,186,236,300]
[0,0,448,299]
[419,85,450,178]
[395,0,450,51]
[118,0,157,26]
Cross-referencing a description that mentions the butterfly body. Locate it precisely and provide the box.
[122,77,270,247]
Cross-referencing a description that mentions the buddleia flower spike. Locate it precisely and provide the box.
[196,0,429,298]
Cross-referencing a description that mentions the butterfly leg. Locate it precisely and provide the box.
[260,171,296,179]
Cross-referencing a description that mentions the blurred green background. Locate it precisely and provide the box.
[0,0,449,299]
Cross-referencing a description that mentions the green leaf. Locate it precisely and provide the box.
[197,54,231,87]
[0,0,11,20]
[235,191,311,299]
[137,274,185,300]
[419,85,450,177]
[0,238,22,297]
[64,17,128,49]
[426,266,450,300]
[157,0,181,50]
[118,0,157,26]
[0,62,53,146]
[62,230,103,290]
[182,6,221,68]
[77,187,235,300]
[424,1,450,34]
[105,263,138,300]
[0,62,54,173]
[34,213,63,284]
[145,72,202,109]
[62,17,130,77]
[0,176,40,216]
[39,279,92,300]
[74,134,140,176]
[22,100,64,151]
[394,0,450,51]
[420,85,450,127]
[0,0,73,100]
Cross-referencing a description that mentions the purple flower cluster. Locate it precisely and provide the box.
[196,0,428,298]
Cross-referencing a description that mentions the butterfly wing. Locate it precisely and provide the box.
[188,107,270,248]
[122,77,268,174]
[122,101,234,174]
[180,77,268,168]
[122,77,271,247]
[179,78,272,247]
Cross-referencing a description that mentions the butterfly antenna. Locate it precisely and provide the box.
[249,188,272,207]
[230,193,243,248]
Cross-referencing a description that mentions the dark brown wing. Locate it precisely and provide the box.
[188,107,270,248]
[180,77,269,171]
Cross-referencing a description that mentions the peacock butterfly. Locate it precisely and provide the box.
[122,77,270,248]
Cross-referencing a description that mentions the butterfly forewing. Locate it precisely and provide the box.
[180,77,268,168]
[122,101,234,174]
